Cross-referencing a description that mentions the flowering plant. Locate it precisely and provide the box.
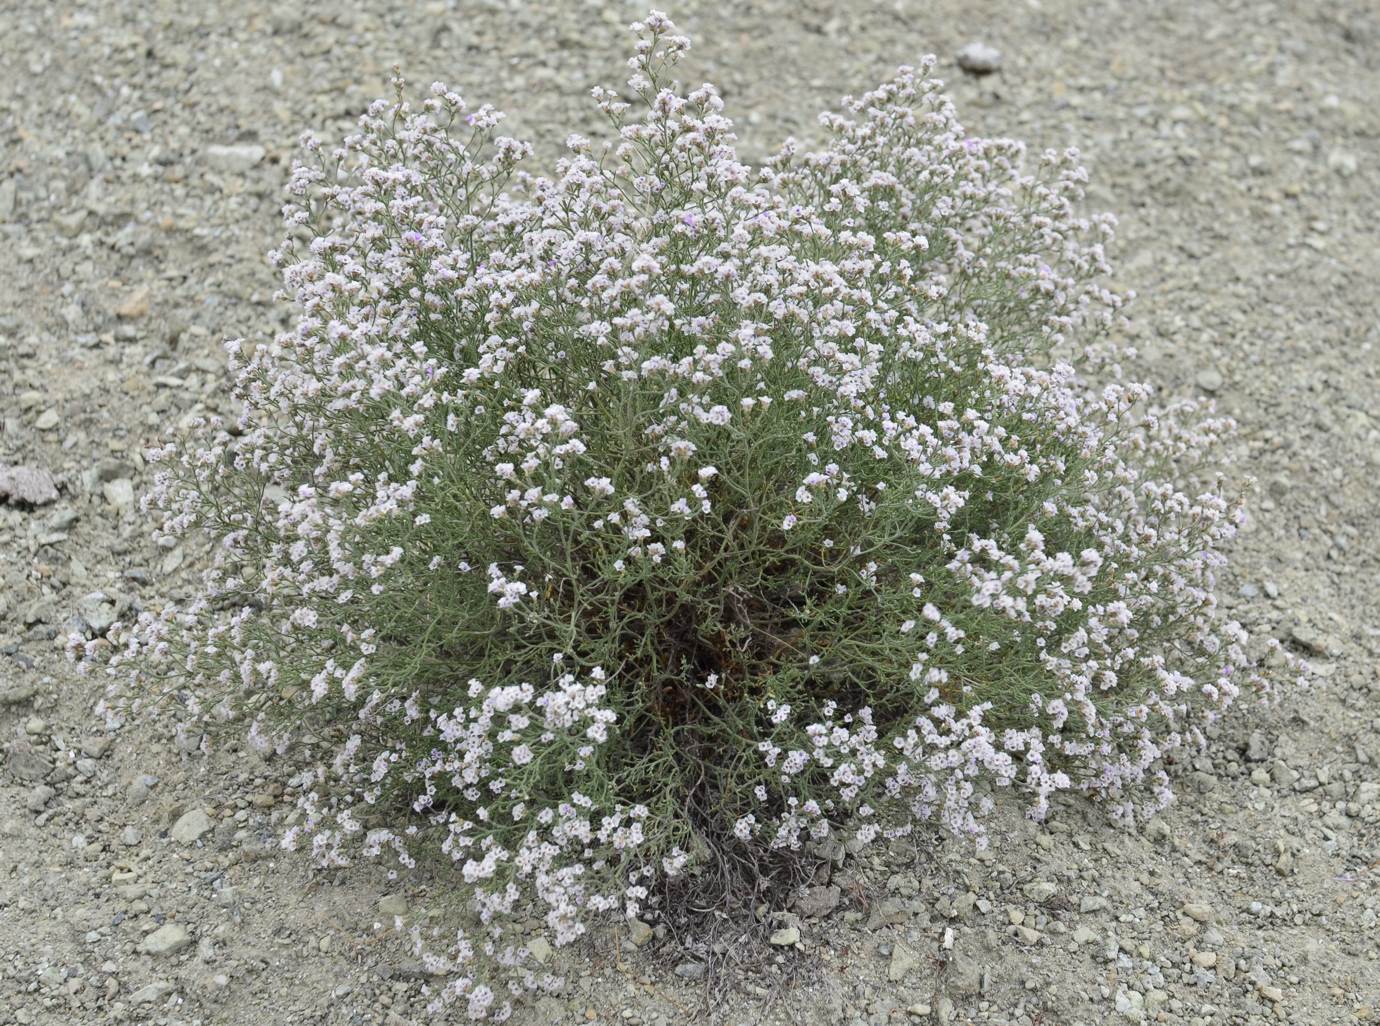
[80,12,1288,1018]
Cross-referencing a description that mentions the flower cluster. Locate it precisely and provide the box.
[77,12,1295,1019]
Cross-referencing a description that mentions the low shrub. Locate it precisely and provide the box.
[81,11,1288,1018]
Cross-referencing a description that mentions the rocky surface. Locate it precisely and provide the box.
[2,2,1379,1024]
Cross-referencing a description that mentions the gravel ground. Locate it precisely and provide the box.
[2,2,1379,1024]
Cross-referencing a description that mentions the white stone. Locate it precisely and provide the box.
[957,42,1002,74]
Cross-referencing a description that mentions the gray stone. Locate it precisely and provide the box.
[888,941,920,982]
[864,897,911,929]
[6,740,52,782]
[19,600,49,626]
[1182,902,1215,923]
[1196,368,1224,393]
[0,684,39,707]
[1145,817,1172,841]
[205,144,266,172]
[948,959,984,996]
[1328,149,1358,176]
[793,884,841,919]
[53,210,86,237]
[170,808,213,844]
[77,592,117,635]
[128,774,160,802]
[102,478,136,509]
[114,286,151,319]
[1115,988,1145,1016]
[1191,769,1219,791]
[377,894,409,918]
[673,961,706,980]
[140,923,191,956]
[627,919,654,947]
[0,464,59,506]
[26,785,56,812]
[526,936,553,964]
[769,925,800,946]
[130,981,175,1004]
[1289,623,1333,657]
[1275,846,1296,875]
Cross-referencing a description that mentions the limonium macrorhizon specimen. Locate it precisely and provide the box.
[76,11,1297,1019]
